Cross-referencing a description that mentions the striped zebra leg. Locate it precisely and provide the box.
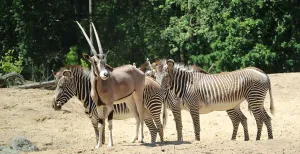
[226,108,249,141]
[262,108,273,139]
[248,98,264,140]
[238,109,249,141]
[247,89,273,140]
[253,111,264,140]
[171,105,183,141]
[144,109,158,143]
[165,91,183,141]
[90,114,106,144]
[189,107,200,141]
[90,115,100,144]
[147,100,164,142]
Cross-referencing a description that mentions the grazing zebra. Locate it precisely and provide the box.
[52,65,166,144]
[155,59,274,141]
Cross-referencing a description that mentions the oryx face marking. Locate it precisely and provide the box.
[90,54,109,80]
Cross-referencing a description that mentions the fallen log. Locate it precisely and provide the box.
[0,72,25,88]
[16,80,56,90]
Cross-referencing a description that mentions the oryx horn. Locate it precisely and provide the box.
[75,21,97,55]
[91,22,103,54]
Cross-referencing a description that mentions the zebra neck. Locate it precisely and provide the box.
[73,73,91,104]
[170,69,193,98]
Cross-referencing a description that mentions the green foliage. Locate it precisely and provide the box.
[0,50,23,73]
[163,0,300,73]
[80,59,89,68]
[1,0,300,79]
[64,46,79,65]
[64,46,89,68]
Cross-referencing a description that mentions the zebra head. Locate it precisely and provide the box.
[140,58,157,79]
[154,59,170,86]
[53,70,75,110]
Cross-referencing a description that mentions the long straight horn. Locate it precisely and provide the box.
[91,22,103,54]
[75,21,97,55]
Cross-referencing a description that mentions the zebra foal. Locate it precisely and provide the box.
[156,59,274,141]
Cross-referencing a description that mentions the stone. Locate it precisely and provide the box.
[0,146,20,154]
[11,136,38,152]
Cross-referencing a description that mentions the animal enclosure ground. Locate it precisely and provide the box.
[1,73,300,154]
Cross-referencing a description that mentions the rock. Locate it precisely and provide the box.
[11,136,38,152]
[0,146,20,154]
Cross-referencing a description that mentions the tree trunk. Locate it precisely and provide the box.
[89,0,93,55]
[16,80,56,90]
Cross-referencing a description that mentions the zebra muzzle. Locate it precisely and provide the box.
[52,98,62,110]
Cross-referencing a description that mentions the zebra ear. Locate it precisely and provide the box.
[167,59,175,69]
[62,70,72,78]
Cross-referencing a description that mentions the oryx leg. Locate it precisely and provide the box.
[125,99,140,143]
[133,91,145,143]
[95,105,105,148]
[95,104,114,148]
[107,108,114,147]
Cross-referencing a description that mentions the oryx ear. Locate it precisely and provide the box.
[82,54,92,63]
[103,53,108,60]
[62,70,72,78]
[167,59,175,69]
[52,70,57,76]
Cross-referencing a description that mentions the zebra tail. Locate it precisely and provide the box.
[268,75,275,115]
[162,99,167,128]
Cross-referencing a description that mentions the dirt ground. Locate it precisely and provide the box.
[1,73,300,154]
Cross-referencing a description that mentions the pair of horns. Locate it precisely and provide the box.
[76,21,103,56]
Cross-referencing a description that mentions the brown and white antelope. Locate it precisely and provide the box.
[76,22,146,148]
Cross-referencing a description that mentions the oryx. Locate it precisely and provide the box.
[76,21,146,148]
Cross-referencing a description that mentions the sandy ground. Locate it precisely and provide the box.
[1,73,300,154]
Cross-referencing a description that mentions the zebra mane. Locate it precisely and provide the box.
[155,59,208,74]
[154,59,192,72]
[56,64,115,79]
[57,65,90,78]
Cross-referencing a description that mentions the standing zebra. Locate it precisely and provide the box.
[52,65,166,145]
[143,59,218,141]
[155,59,274,141]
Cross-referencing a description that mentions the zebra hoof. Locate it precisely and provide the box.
[107,143,113,147]
[131,137,137,143]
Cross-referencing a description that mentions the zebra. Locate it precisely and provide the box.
[52,65,166,144]
[141,58,249,141]
[155,59,274,141]
[142,59,217,141]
